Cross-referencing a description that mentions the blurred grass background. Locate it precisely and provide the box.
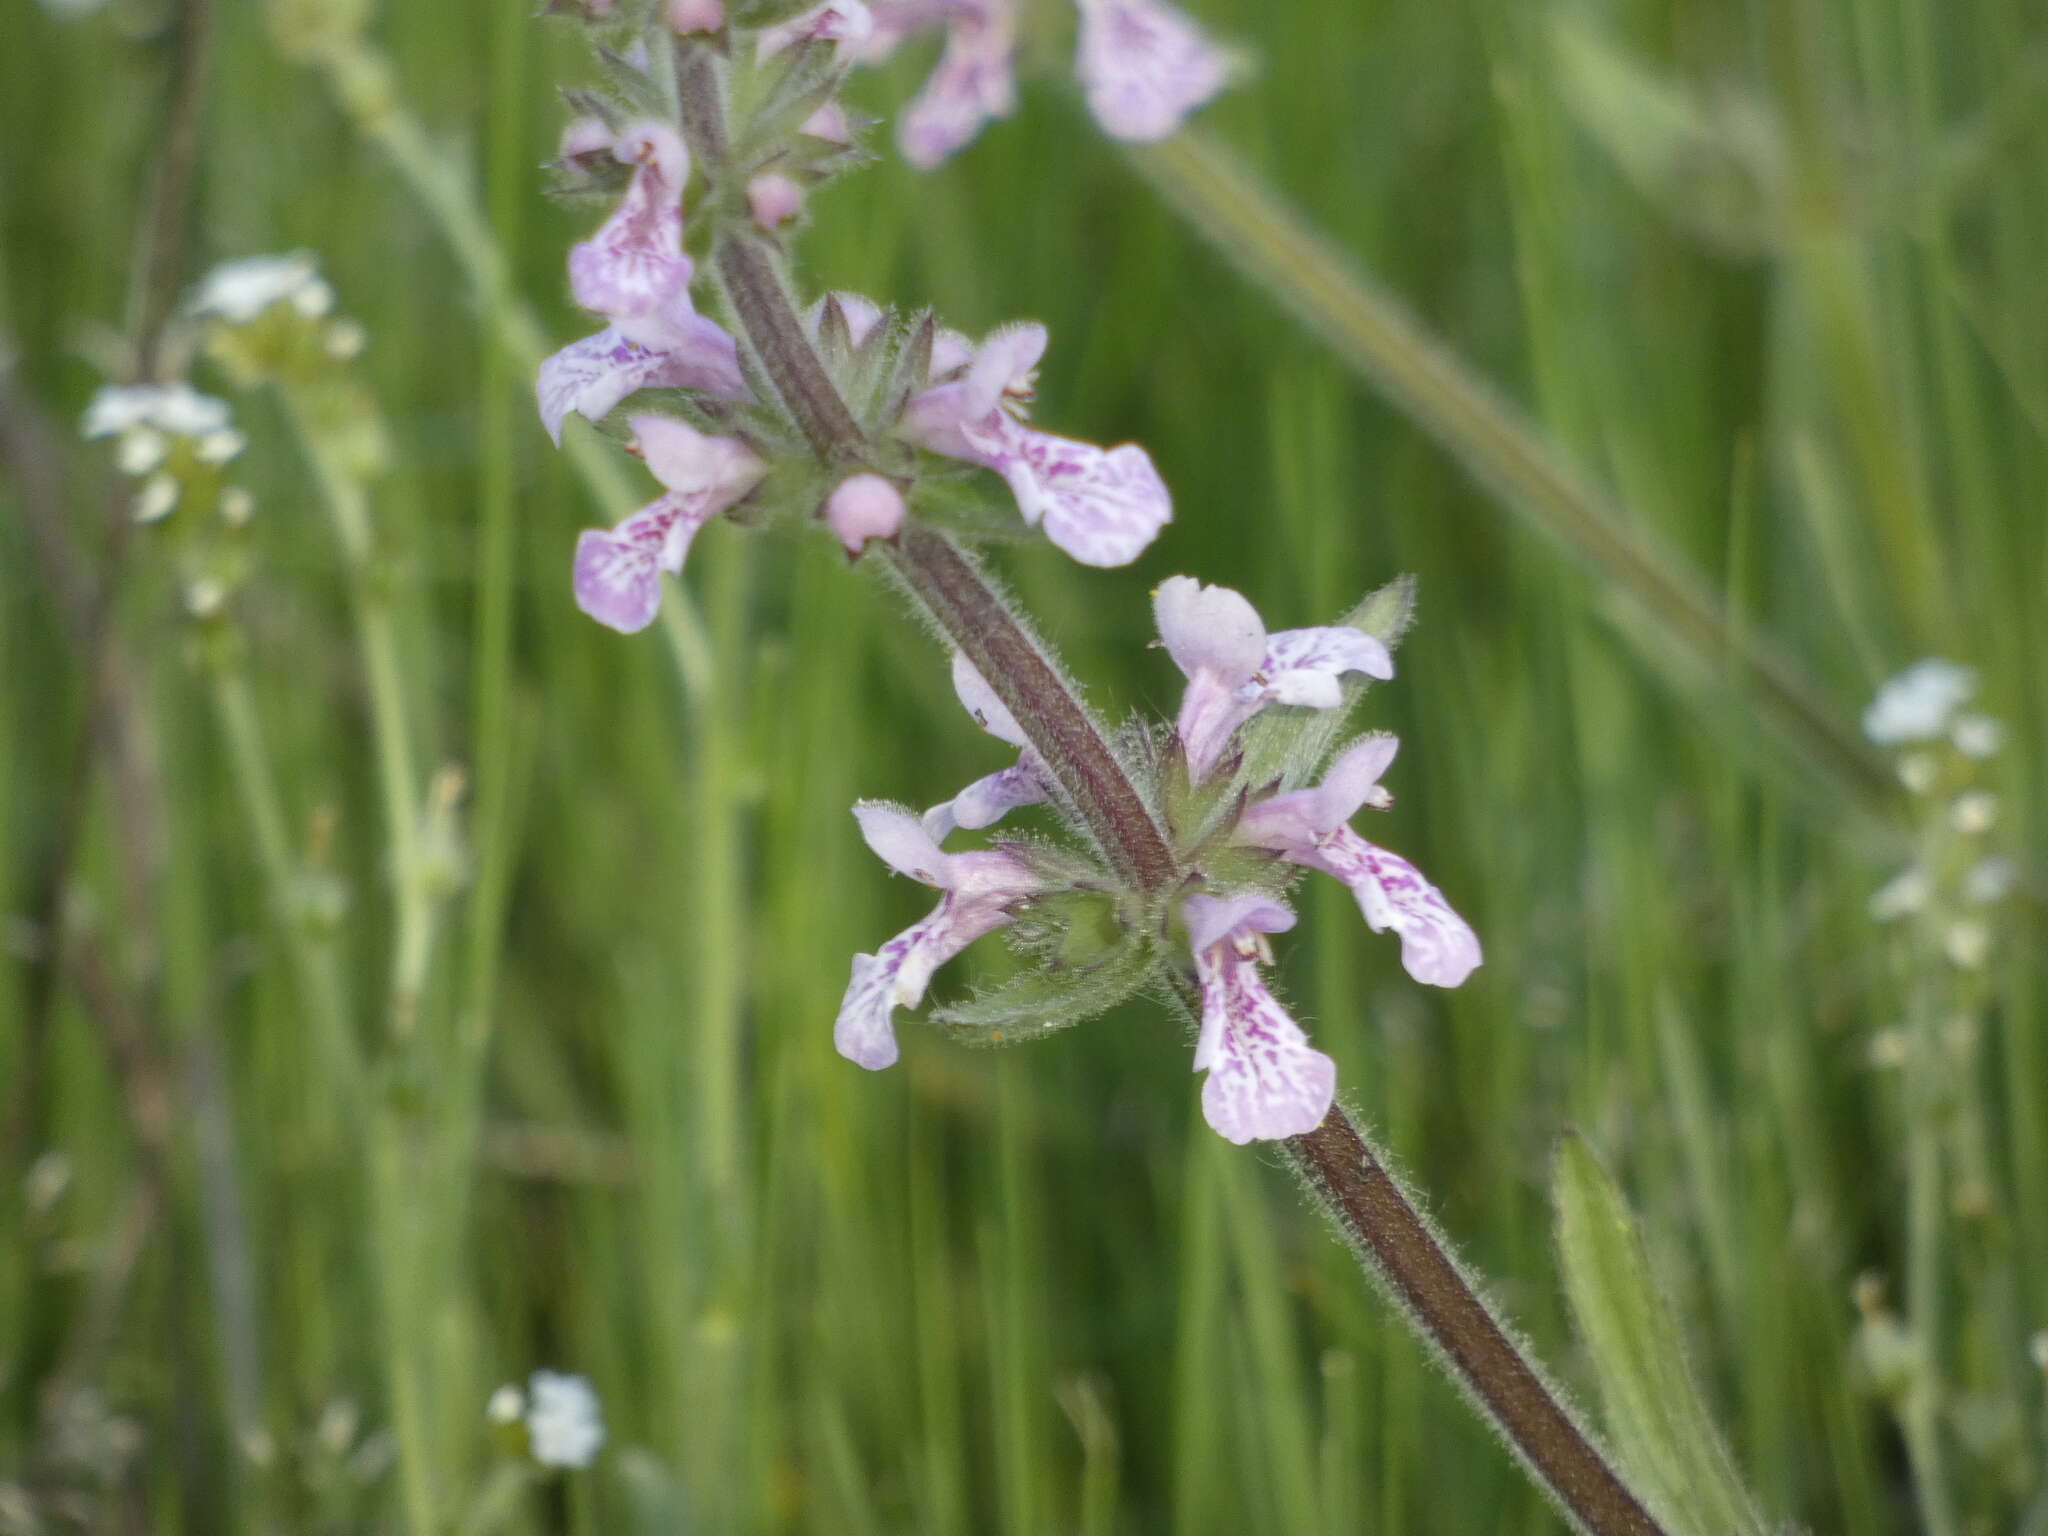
[2,0,2044,1531]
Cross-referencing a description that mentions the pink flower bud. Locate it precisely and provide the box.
[558,116,614,159]
[747,173,804,231]
[799,100,853,145]
[665,0,723,32]
[824,473,905,555]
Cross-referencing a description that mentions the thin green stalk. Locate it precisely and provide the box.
[1127,131,1896,826]
[202,642,358,1096]
[1902,1027,1957,1536]
[277,395,434,1037]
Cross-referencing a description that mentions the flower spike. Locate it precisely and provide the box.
[1182,893,1335,1143]
[835,803,1045,1069]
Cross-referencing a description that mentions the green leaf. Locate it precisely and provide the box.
[1552,1133,1774,1536]
[933,936,1155,1047]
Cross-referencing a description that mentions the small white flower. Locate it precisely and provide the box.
[1963,857,2016,906]
[220,488,256,527]
[184,577,228,619]
[485,1384,525,1425]
[292,278,337,319]
[1866,1028,1910,1070]
[1896,752,1940,796]
[524,1371,603,1469]
[1950,791,1998,836]
[1950,714,2004,759]
[133,474,181,524]
[189,252,323,325]
[1944,921,1991,971]
[1862,659,1977,746]
[326,319,368,361]
[196,429,246,466]
[1868,867,1929,923]
[115,426,168,476]
[82,382,232,441]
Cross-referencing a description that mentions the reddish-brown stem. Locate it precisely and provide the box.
[1287,1111,1665,1536]
[681,51,1662,1533]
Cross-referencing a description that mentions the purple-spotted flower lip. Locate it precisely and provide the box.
[1181,891,1335,1143]
[894,0,1018,170]
[1073,0,1231,144]
[570,415,766,633]
[1236,735,1482,989]
[566,120,694,341]
[834,800,1045,1070]
[537,117,746,443]
[902,321,1171,567]
[1153,576,1394,780]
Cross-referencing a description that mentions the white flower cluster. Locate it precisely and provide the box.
[1862,660,2016,973]
[487,1370,605,1469]
[80,382,245,526]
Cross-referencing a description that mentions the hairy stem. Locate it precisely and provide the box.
[886,527,1177,892]
[1131,131,1895,826]
[686,53,1662,1536]
[716,232,869,462]
[1285,1110,1664,1536]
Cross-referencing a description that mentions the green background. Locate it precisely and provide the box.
[3,0,2043,1530]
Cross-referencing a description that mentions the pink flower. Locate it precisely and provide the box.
[566,121,692,340]
[895,0,1017,169]
[823,473,906,555]
[1073,0,1229,142]
[1153,576,1393,780]
[536,120,746,444]
[904,321,1171,566]
[666,0,724,32]
[1236,735,1482,988]
[835,803,1045,1069]
[571,416,765,633]
[756,0,874,59]
[923,653,1051,839]
[747,172,805,230]
[1182,893,1334,1143]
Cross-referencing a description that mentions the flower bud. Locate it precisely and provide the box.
[1951,713,2003,758]
[747,172,803,230]
[666,0,723,32]
[800,100,853,144]
[134,473,181,525]
[1950,790,1998,836]
[558,115,614,159]
[824,473,905,556]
